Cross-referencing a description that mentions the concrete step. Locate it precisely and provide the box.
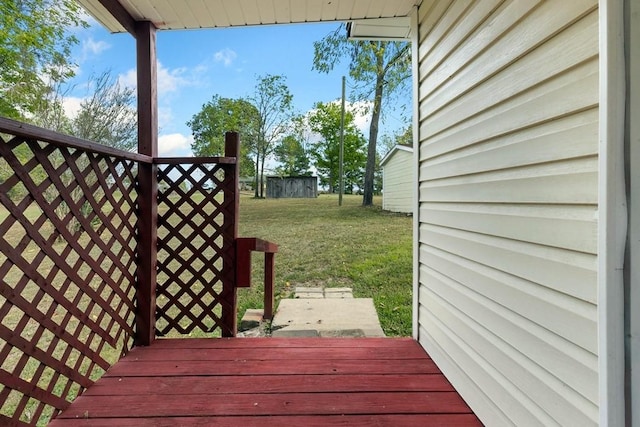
[270,287,385,338]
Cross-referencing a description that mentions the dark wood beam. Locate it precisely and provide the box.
[135,20,158,346]
[97,0,137,35]
[136,21,158,157]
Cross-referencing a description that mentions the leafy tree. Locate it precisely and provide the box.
[0,0,86,119]
[55,71,138,232]
[379,124,413,158]
[396,124,413,147]
[187,95,259,178]
[3,70,137,203]
[313,24,411,205]
[378,134,396,158]
[250,74,294,198]
[274,134,310,176]
[71,71,137,151]
[308,101,366,193]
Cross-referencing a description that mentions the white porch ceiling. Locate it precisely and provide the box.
[77,0,421,33]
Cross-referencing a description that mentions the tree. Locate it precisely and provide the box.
[395,124,413,147]
[313,25,411,205]
[308,101,366,193]
[0,0,86,119]
[187,95,259,178]
[52,71,138,232]
[274,135,310,176]
[71,71,137,151]
[250,74,294,198]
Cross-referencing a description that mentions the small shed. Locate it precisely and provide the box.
[380,145,414,213]
[266,176,318,199]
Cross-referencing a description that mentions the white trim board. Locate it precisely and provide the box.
[411,5,420,341]
[598,0,627,425]
[626,0,640,424]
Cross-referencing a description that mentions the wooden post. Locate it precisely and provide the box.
[135,21,158,346]
[222,132,240,337]
[264,252,275,321]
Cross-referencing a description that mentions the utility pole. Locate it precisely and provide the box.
[339,76,345,206]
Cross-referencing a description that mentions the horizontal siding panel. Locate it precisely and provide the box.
[418,0,455,54]
[418,319,549,427]
[383,152,414,213]
[419,0,596,105]
[417,325,512,427]
[420,224,597,303]
[419,270,599,408]
[420,157,598,204]
[416,1,600,425]
[420,203,597,253]
[419,244,597,353]
[417,0,474,78]
[421,109,599,180]
[384,187,413,200]
[419,296,598,426]
[422,7,598,121]
[419,0,503,82]
[420,59,599,160]
[419,0,541,96]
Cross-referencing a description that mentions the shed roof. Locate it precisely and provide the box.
[77,0,421,34]
[380,144,413,166]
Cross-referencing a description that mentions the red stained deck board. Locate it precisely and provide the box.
[83,373,455,396]
[120,345,429,361]
[105,357,440,376]
[149,336,420,349]
[57,391,472,418]
[50,414,483,427]
[52,338,482,426]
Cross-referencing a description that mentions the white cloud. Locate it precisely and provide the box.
[158,65,189,95]
[118,68,137,89]
[214,48,237,67]
[349,101,373,134]
[118,63,192,96]
[82,37,111,59]
[158,133,193,156]
[62,96,84,119]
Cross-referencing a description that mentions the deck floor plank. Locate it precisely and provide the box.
[83,374,455,396]
[118,345,430,361]
[57,392,472,417]
[50,338,483,426]
[51,414,483,427]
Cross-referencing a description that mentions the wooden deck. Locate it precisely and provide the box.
[50,338,482,426]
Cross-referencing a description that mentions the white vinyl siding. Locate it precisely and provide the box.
[382,147,414,213]
[415,1,599,426]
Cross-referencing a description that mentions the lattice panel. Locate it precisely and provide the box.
[156,162,237,337]
[0,132,138,425]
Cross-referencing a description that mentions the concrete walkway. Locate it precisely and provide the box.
[269,287,385,337]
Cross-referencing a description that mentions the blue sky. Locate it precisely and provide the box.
[65,15,412,160]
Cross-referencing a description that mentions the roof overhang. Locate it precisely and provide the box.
[77,0,421,34]
[347,17,411,41]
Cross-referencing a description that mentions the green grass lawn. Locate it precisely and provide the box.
[237,193,413,337]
